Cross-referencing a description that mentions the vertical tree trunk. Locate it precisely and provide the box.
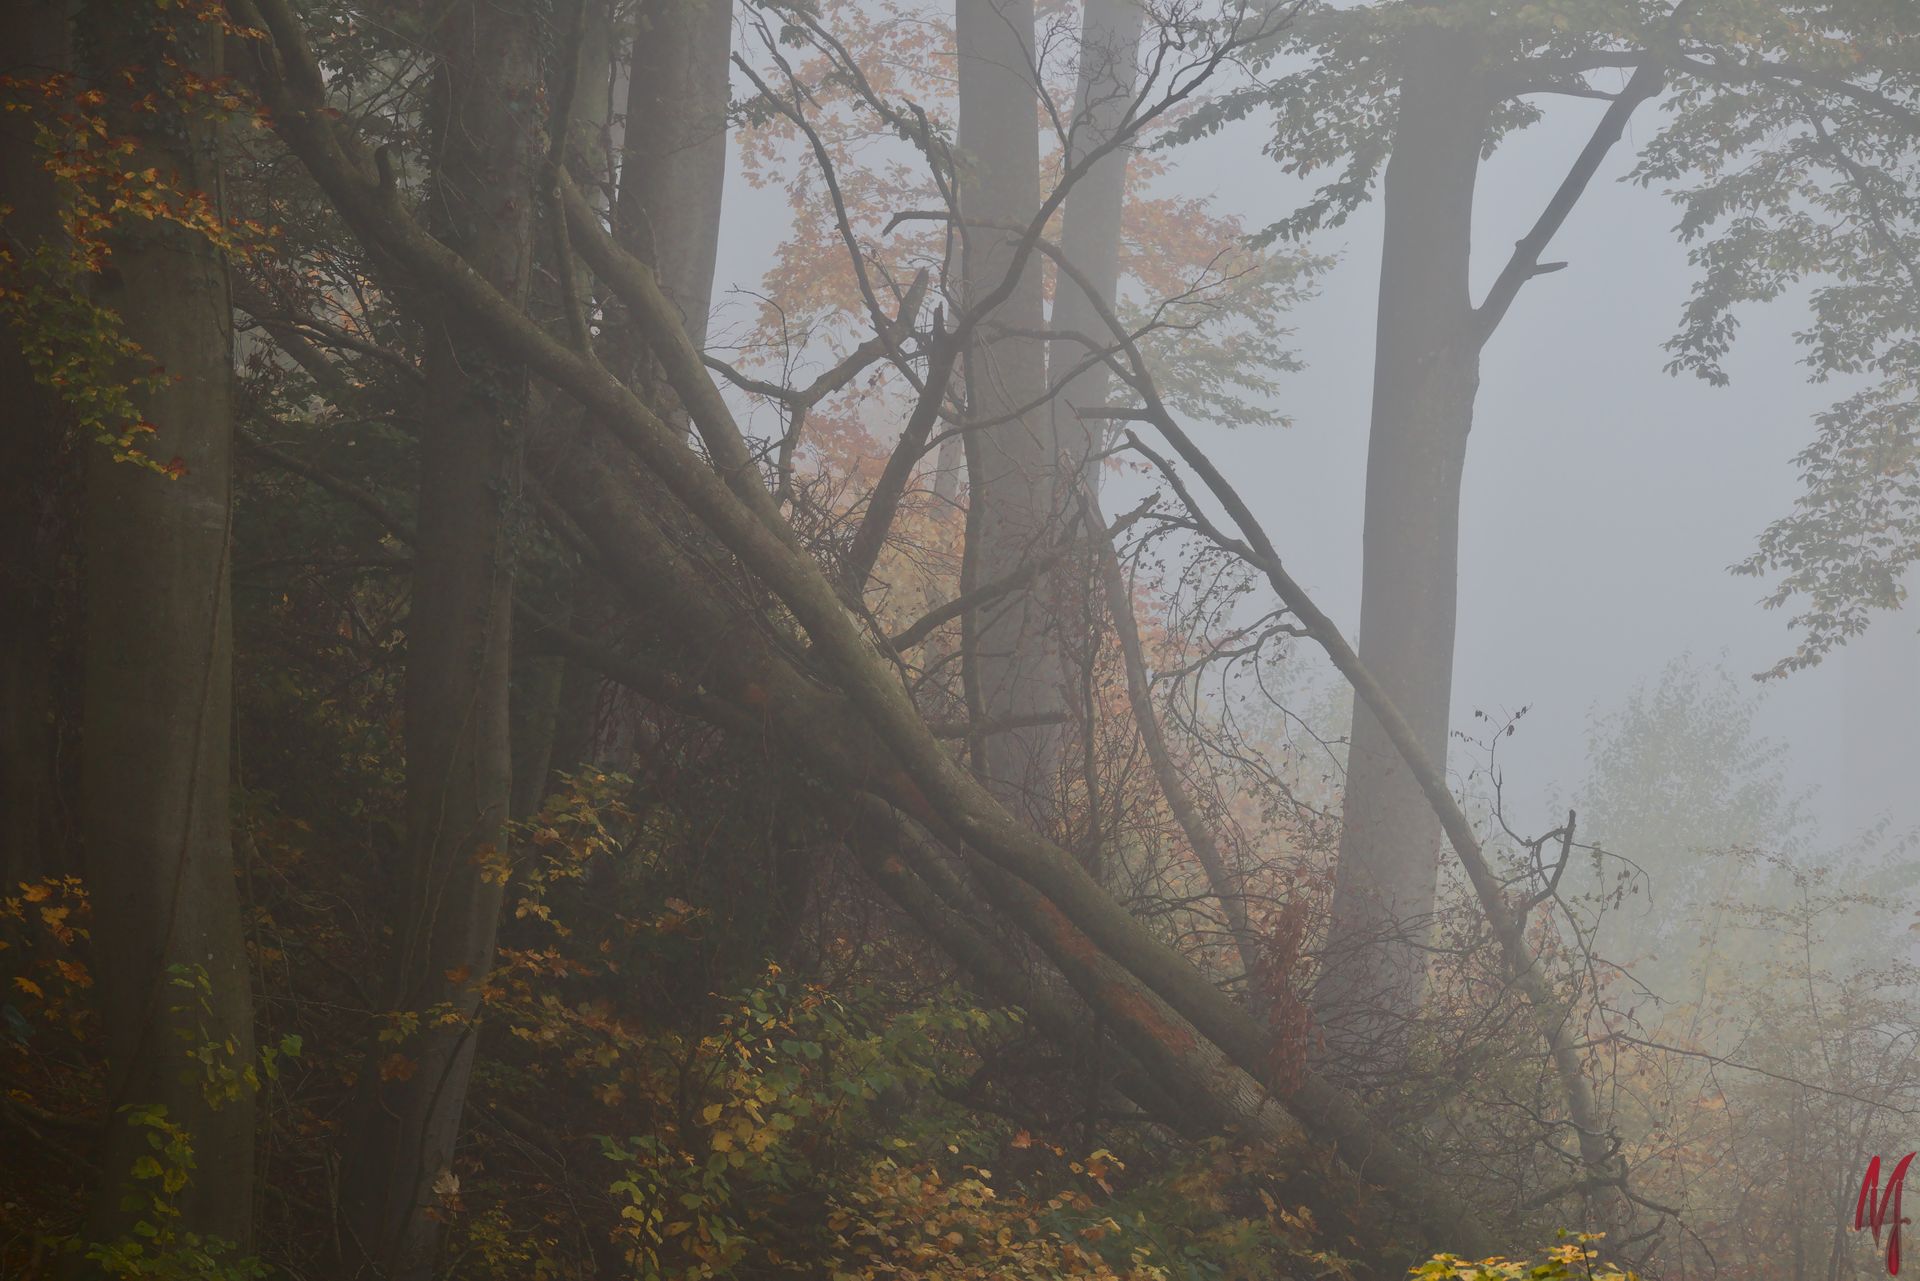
[1048,0,1143,497]
[78,0,256,1255]
[511,0,615,805]
[0,0,76,892]
[620,0,731,347]
[1313,26,1488,1072]
[550,0,733,773]
[341,4,536,1276]
[956,0,1064,819]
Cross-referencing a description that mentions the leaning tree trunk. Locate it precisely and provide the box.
[340,4,537,1277]
[0,0,76,892]
[77,0,257,1258]
[1313,25,1488,1075]
[956,0,1068,821]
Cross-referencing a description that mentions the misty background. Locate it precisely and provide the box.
[709,65,1920,853]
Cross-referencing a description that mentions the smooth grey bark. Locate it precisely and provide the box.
[1313,32,1662,1082]
[1313,26,1489,1070]
[77,0,256,1257]
[955,0,1066,818]
[340,4,536,1276]
[1048,0,1143,495]
[0,0,76,892]
[554,0,733,771]
[620,0,731,344]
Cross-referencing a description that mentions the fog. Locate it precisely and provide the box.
[714,69,1920,847]
[16,4,1920,1276]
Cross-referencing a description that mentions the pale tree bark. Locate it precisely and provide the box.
[956,0,1066,818]
[1315,29,1663,1082]
[1048,0,1143,496]
[1048,0,1142,867]
[1313,26,1488,1071]
[77,0,256,1257]
[339,4,537,1276]
[0,0,75,892]
[552,0,733,772]
[620,0,731,347]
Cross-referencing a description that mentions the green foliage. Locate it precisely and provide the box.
[163,964,301,1107]
[1416,1234,1635,1281]
[66,1105,268,1281]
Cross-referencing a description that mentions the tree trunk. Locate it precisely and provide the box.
[77,0,256,1256]
[0,0,76,892]
[620,0,731,345]
[232,28,1502,1240]
[1313,26,1488,1073]
[956,0,1066,819]
[340,4,537,1276]
[1048,0,1143,497]
[551,0,733,773]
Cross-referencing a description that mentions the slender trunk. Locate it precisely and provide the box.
[78,0,256,1256]
[619,0,731,346]
[552,0,733,772]
[1049,0,1142,867]
[956,0,1063,818]
[0,1,77,891]
[341,4,537,1276]
[1313,26,1487,1072]
[1048,0,1143,496]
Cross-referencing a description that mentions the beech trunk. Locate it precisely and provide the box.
[78,0,256,1257]
[955,0,1065,817]
[0,0,76,892]
[340,4,537,1275]
[1313,26,1488,1071]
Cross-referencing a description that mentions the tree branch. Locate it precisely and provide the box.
[1473,60,1665,345]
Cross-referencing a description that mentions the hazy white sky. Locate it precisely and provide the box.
[708,61,1920,851]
